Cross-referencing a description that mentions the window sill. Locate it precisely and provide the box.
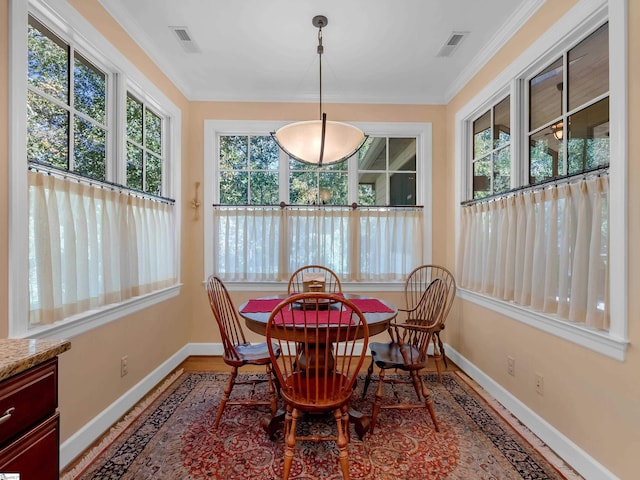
[458,289,628,361]
[220,281,406,294]
[17,284,183,340]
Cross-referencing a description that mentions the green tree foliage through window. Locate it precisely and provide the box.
[471,97,511,199]
[126,93,164,195]
[27,16,107,180]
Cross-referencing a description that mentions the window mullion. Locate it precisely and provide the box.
[279,149,289,203]
[68,46,75,172]
[511,79,525,189]
[113,74,126,184]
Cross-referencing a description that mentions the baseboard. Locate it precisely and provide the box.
[445,345,618,480]
[62,341,616,479]
[59,340,366,469]
[60,344,192,468]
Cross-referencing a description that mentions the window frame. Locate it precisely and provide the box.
[9,0,183,339]
[470,94,513,199]
[27,14,114,180]
[454,0,627,360]
[204,120,433,292]
[525,23,610,185]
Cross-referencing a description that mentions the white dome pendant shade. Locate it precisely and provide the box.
[271,15,366,167]
[274,115,366,167]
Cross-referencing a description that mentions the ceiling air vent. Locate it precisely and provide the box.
[437,31,469,57]
[170,26,201,54]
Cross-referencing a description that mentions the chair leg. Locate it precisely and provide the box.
[409,370,423,401]
[214,366,237,428]
[371,368,386,434]
[419,374,439,432]
[362,358,374,399]
[431,335,443,383]
[434,356,443,383]
[265,363,278,416]
[335,407,350,480]
[282,406,298,480]
[341,404,350,443]
[436,332,449,368]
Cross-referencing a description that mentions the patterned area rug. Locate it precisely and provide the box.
[64,371,581,480]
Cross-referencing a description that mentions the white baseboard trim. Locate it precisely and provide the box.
[60,344,191,468]
[445,345,618,480]
[63,342,616,480]
[59,340,368,469]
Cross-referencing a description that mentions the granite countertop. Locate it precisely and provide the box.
[0,338,71,382]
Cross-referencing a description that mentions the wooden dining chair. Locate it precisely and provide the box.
[266,293,369,480]
[398,264,456,382]
[362,277,448,434]
[287,265,342,294]
[206,275,280,429]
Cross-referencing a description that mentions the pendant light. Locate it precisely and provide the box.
[272,15,367,167]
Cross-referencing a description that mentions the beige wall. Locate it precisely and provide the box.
[1,0,637,477]
[445,1,639,479]
[0,0,193,441]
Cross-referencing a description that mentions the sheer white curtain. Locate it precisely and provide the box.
[356,208,424,281]
[457,175,609,330]
[214,206,424,282]
[286,207,351,277]
[214,206,283,281]
[28,170,177,326]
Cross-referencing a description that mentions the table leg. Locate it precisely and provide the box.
[348,408,370,439]
[261,408,285,439]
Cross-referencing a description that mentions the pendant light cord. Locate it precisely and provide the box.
[317,24,324,119]
[317,21,326,166]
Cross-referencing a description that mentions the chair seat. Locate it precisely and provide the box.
[229,342,281,366]
[369,341,424,370]
[281,371,352,413]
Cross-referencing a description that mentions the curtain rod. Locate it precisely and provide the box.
[212,202,423,210]
[28,161,175,205]
[460,165,609,207]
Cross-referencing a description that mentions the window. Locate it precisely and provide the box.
[470,96,511,199]
[10,1,181,338]
[206,121,432,285]
[219,135,280,205]
[126,93,165,194]
[456,2,627,361]
[460,23,610,327]
[358,137,417,205]
[27,16,108,180]
[528,23,609,183]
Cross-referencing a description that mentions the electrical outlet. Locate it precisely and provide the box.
[507,356,515,376]
[535,373,544,395]
[121,355,129,377]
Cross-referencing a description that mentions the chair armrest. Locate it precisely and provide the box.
[395,322,434,334]
[394,322,435,363]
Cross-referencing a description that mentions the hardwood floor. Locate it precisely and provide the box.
[177,354,460,375]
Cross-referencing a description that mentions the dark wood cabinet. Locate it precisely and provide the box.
[0,358,60,480]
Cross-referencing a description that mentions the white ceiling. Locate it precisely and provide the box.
[98,0,543,105]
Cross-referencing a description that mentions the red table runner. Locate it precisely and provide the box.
[240,298,282,313]
[241,297,394,315]
[272,307,355,325]
[347,298,394,313]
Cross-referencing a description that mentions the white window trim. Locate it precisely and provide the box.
[454,0,628,361]
[9,0,183,339]
[203,120,432,291]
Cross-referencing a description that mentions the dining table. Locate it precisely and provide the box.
[238,293,398,438]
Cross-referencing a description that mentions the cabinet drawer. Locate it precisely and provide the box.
[0,413,59,480]
[0,358,57,445]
